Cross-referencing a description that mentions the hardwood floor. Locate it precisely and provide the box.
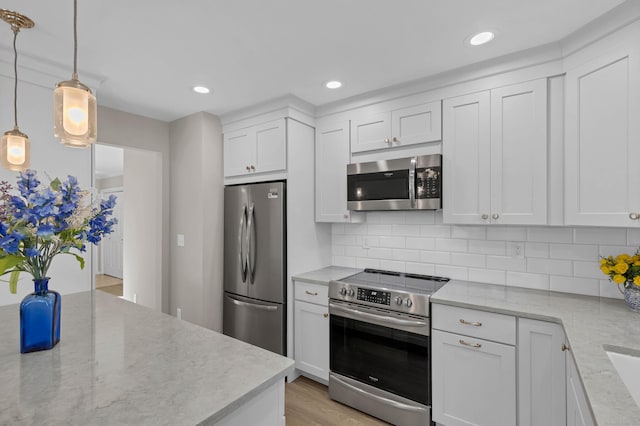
[286,376,389,426]
[95,274,123,297]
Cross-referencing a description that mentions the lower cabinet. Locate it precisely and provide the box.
[293,281,329,382]
[566,352,596,426]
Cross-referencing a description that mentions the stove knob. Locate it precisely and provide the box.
[339,288,347,296]
[347,289,355,297]
[405,298,413,308]
[395,296,403,306]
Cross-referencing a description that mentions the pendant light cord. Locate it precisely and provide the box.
[73,0,78,79]
[12,26,19,130]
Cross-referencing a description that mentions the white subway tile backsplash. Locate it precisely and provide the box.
[378,236,405,248]
[550,276,599,296]
[527,258,573,276]
[421,251,452,265]
[333,234,359,246]
[405,211,436,224]
[524,242,549,258]
[405,262,436,275]
[452,253,486,268]
[332,224,345,235]
[379,260,406,272]
[506,272,550,290]
[392,224,421,236]
[468,268,506,285]
[451,226,487,240]
[486,255,526,271]
[392,249,421,263]
[332,245,345,256]
[573,261,606,280]
[549,244,598,261]
[599,280,625,300]
[436,238,468,252]
[435,265,469,280]
[345,246,369,257]
[527,227,572,243]
[486,226,527,241]
[367,225,392,235]
[367,248,393,260]
[406,237,436,250]
[468,240,506,256]
[363,236,379,247]
[356,258,380,269]
[435,211,444,225]
[344,224,367,235]
[378,212,406,224]
[628,229,640,246]
[598,245,639,257]
[333,255,356,268]
[420,225,451,238]
[574,227,627,245]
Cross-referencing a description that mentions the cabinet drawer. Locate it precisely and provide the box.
[295,281,329,305]
[432,304,516,345]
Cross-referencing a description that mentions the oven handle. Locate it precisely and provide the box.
[329,302,428,328]
[331,374,428,413]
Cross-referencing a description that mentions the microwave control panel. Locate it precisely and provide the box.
[357,288,391,305]
[416,166,441,199]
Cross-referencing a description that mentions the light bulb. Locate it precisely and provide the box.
[7,135,26,165]
[1,130,30,171]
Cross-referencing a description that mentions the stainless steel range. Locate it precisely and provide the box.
[328,268,449,426]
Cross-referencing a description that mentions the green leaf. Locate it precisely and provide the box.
[50,178,61,191]
[9,270,20,294]
[0,255,23,276]
[64,252,85,270]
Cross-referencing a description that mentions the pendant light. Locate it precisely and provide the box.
[54,0,96,148]
[0,9,34,172]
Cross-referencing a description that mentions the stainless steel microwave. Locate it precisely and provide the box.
[347,154,442,211]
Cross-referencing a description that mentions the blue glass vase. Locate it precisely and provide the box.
[20,278,61,353]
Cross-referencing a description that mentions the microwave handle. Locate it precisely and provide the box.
[409,157,416,208]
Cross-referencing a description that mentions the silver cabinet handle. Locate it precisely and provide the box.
[630,213,639,220]
[459,339,481,348]
[323,313,328,318]
[459,319,482,327]
[229,297,278,311]
[492,213,500,220]
[562,343,570,352]
[305,290,318,296]
[481,214,489,220]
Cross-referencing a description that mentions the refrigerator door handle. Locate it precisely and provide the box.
[240,205,248,283]
[247,203,257,284]
[229,295,278,311]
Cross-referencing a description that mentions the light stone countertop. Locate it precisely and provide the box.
[432,280,640,426]
[292,266,361,286]
[0,291,294,425]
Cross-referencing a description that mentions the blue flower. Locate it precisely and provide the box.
[17,170,40,199]
[37,223,55,238]
[25,247,39,258]
[0,231,25,254]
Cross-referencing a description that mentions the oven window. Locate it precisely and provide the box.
[330,314,430,405]
[347,170,410,201]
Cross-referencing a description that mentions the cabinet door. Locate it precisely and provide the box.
[491,79,547,225]
[254,119,286,174]
[294,300,329,381]
[224,127,254,177]
[565,48,640,226]
[350,112,392,153]
[518,319,566,426]
[443,91,491,225]
[432,329,516,426]
[566,353,596,426]
[390,101,442,147]
[315,119,358,222]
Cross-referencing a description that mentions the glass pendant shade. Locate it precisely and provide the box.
[54,79,96,148]
[1,129,30,171]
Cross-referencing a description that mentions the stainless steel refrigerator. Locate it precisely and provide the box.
[223,181,286,355]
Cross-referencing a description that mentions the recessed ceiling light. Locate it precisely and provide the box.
[193,86,210,94]
[469,31,495,46]
[325,80,343,89]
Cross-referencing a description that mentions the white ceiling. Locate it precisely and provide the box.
[94,144,123,179]
[0,0,627,122]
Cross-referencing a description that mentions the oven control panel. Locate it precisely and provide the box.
[357,288,391,305]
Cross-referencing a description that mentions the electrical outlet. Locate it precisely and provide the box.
[510,242,524,259]
[133,293,138,304]
[177,234,185,247]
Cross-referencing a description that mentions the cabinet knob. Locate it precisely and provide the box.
[246,166,251,172]
[250,165,255,171]
[481,214,489,220]
[384,138,390,144]
[630,212,639,220]
[561,343,570,352]
[392,137,398,143]
[343,213,349,219]
[492,213,500,220]
[323,313,329,318]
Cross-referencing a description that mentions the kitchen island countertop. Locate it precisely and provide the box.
[432,280,640,426]
[0,291,293,425]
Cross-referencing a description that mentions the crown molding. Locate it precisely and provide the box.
[219,94,316,128]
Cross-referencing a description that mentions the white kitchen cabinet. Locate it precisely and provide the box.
[566,352,596,426]
[350,101,441,153]
[443,79,547,225]
[224,118,286,178]
[565,47,640,226]
[518,318,567,426]
[432,304,516,426]
[315,119,363,223]
[294,281,329,382]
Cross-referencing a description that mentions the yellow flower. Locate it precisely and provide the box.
[634,276,640,287]
[616,254,631,263]
[613,274,626,284]
[632,255,640,262]
[635,261,640,266]
[614,262,629,274]
[601,265,611,275]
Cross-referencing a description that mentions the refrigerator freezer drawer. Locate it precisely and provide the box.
[223,292,285,355]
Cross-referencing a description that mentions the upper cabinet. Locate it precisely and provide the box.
[443,79,548,225]
[565,46,640,227]
[350,101,441,154]
[224,118,286,179]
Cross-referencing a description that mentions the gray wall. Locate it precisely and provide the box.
[169,112,224,330]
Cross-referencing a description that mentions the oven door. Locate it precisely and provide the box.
[329,300,430,405]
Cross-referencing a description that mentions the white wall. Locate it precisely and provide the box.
[169,112,224,331]
[0,75,92,306]
[332,212,640,299]
[96,175,124,190]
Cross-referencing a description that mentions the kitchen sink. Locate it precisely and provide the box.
[605,345,640,407]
